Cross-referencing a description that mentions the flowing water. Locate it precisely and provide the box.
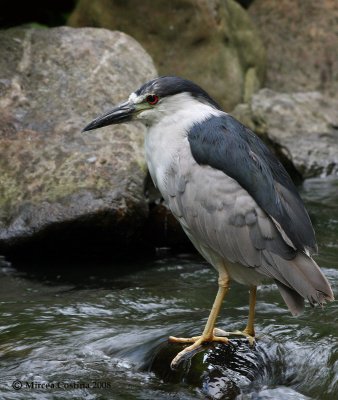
[0,177,337,400]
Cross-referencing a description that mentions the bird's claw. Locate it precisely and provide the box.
[168,335,202,343]
[169,334,229,369]
[214,327,255,346]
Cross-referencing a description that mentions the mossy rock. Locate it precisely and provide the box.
[0,27,157,255]
[68,0,266,111]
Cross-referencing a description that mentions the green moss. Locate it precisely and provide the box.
[0,172,23,209]
[244,67,260,103]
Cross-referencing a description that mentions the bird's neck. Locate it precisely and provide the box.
[144,98,221,195]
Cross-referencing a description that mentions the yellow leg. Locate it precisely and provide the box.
[243,285,256,337]
[169,274,230,367]
[214,285,256,345]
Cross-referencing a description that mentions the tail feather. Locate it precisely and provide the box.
[262,252,334,313]
[274,280,304,316]
[291,255,334,303]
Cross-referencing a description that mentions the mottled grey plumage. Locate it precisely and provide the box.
[83,76,334,349]
[163,127,330,315]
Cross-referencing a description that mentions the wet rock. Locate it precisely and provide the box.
[0,27,157,257]
[149,340,268,400]
[232,89,338,179]
[248,0,338,97]
[68,0,266,110]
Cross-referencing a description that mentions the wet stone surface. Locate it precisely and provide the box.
[149,340,270,399]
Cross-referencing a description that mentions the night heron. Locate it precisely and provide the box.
[83,76,334,367]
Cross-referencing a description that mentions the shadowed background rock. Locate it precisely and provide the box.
[248,0,338,96]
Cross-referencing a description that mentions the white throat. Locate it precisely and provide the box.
[143,93,221,195]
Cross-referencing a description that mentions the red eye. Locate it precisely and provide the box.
[146,95,159,105]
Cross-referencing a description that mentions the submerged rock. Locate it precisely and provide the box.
[149,340,268,399]
[148,335,315,399]
[0,27,157,257]
[233,89,338,179]
[68,0,266,111]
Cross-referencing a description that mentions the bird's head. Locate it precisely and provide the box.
[83,76,221,132]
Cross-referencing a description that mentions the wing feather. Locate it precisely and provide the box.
[166,153,296,269]
[188,114,317,254]
[164,142,333,312]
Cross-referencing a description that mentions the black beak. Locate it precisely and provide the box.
[82,101,135,132]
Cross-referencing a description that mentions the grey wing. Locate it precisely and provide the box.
[165,152,333,314]
[165,153,293,270]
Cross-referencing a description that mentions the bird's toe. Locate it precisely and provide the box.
[169,333,229,369]
[168,335,201,343]
[213,327,255,346]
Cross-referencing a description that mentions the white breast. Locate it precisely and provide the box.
[144,93,221,196]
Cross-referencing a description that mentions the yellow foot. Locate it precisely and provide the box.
[214,327,255,346]
[168,334,229,368]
